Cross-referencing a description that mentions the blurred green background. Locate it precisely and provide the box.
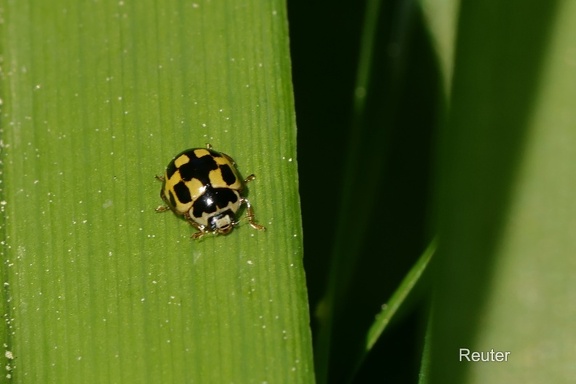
[289,0,440,382]
[289,0,576,383]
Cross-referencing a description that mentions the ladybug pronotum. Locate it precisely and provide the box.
[156,144,265,239]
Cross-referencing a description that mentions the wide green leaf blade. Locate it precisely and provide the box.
[0,0,314,382]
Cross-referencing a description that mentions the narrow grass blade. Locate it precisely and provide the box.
[365,238,435,351]
[348,238,436,382]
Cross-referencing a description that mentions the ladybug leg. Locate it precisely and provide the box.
[184,214,211,240]
[155,175,165,182]
[155,180,172,213]
[155,192,171,213]
[241,197,265,231]
[191,230,209,240]
[240,176,264,231]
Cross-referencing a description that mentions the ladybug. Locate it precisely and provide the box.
[156,144,265,239]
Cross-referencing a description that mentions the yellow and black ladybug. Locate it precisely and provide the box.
[156,144,265,239]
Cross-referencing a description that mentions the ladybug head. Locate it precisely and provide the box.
[208,210,237,235]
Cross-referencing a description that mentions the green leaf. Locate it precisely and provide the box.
[0,0,314,382]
